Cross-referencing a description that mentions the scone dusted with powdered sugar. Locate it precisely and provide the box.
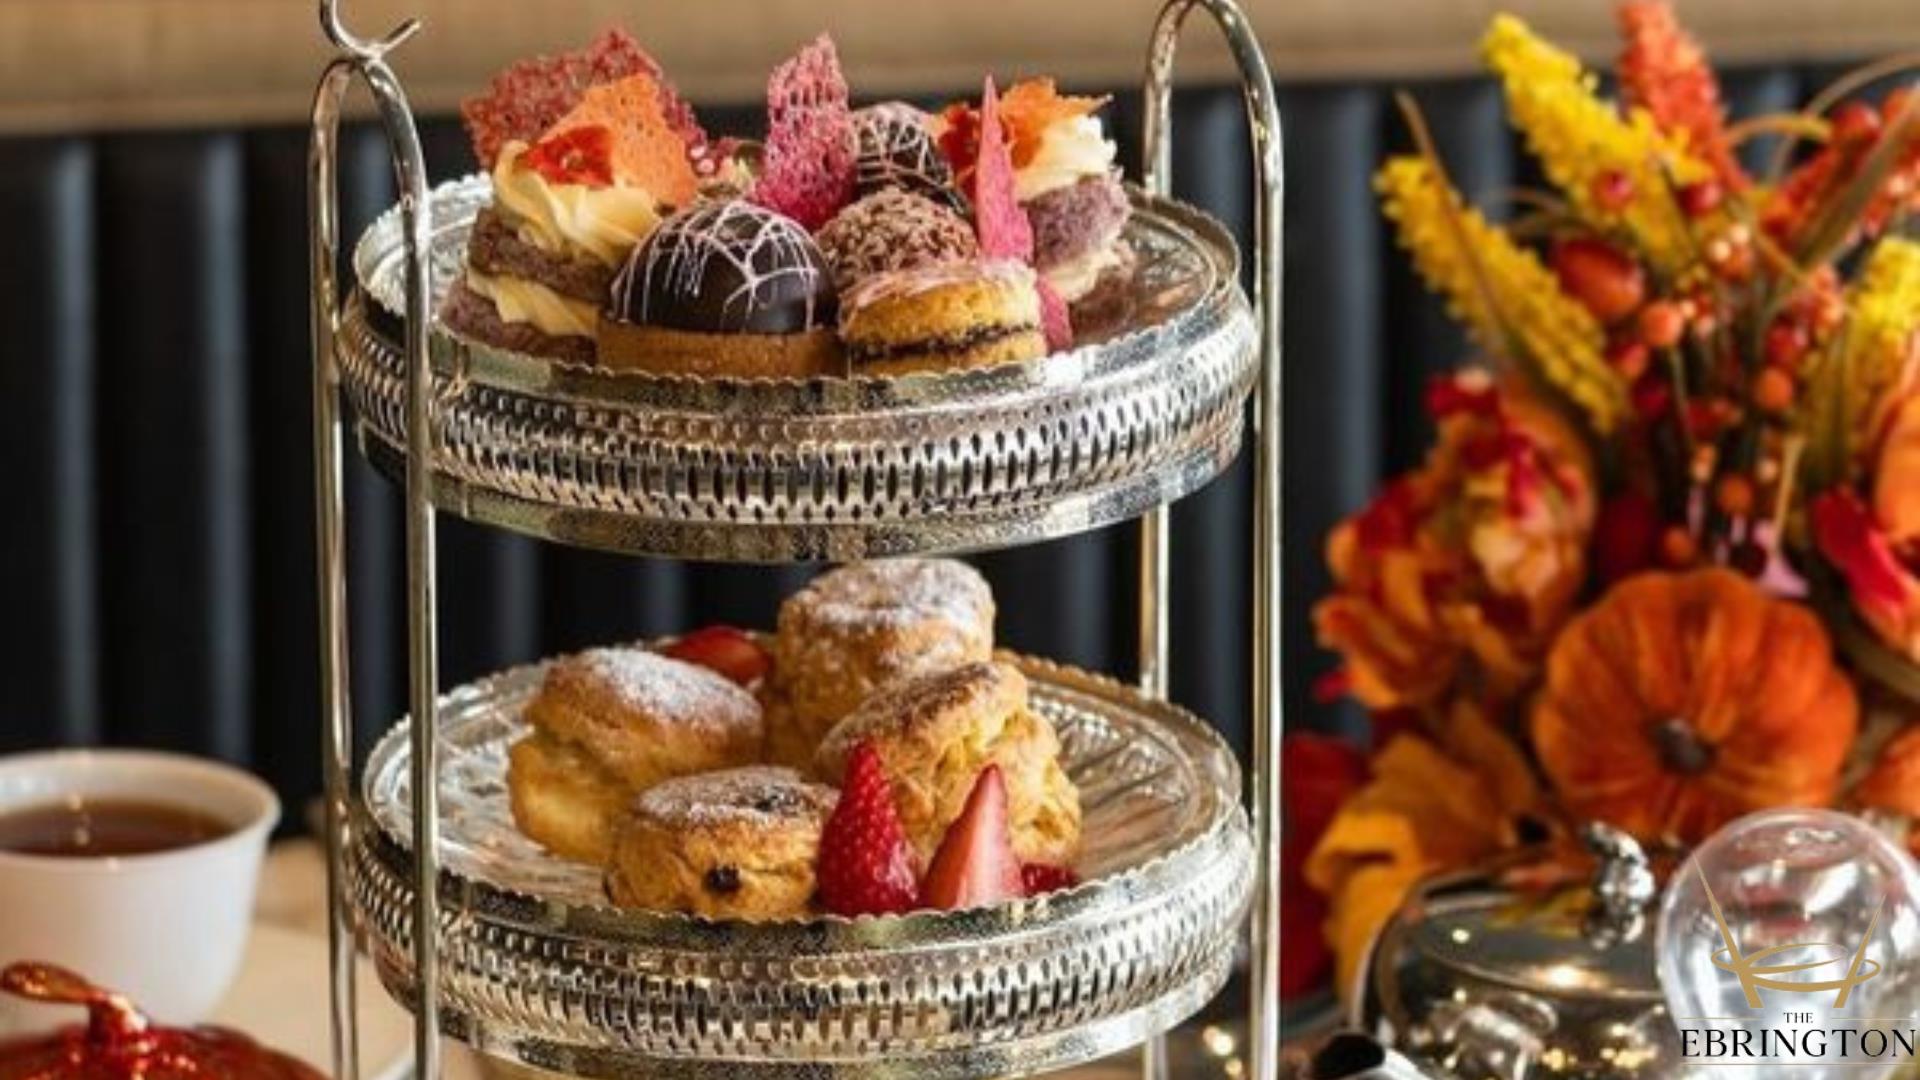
[506,645,764,863]
[444,30,718,363]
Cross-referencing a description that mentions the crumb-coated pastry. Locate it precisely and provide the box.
[837,260,1047,376]
[598,199,844,377]
[816,189,977,292]
[815,661,1080,866]
[607,766,838,919]
[767,558,995,768]
[507,646,764,862]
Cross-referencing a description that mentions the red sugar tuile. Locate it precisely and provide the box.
[460,28,708,171]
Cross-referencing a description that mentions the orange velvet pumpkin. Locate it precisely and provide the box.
[1531,568,1858,844]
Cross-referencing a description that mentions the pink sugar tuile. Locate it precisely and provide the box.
[971,77,1035,263]
[751,34,857,230]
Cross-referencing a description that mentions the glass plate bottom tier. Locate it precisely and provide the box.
[350,652,1253,1079]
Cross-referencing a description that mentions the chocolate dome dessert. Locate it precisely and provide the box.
[851,102,957,204]
[600,200,843,377]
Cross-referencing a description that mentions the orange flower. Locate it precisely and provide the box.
[1305,700,1539,999]
[1857,725,1920,819]
[1314,374,1595,710]
[1616,1,1745,189]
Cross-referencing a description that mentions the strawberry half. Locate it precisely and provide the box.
[662,625,771,686]
[816,742,920,917]
[920,766,1026,910]
[1020,862,1079,896]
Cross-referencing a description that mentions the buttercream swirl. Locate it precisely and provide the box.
[1015,116,1117,202]
[491,142,662,268]
[466,270,598,338]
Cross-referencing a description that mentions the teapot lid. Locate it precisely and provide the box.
[0,963,325,1080]
[1400,823,1664,1001]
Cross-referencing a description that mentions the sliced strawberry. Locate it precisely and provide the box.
[1020,862,1079,896]
[662,626,770,686]
[816,743,920,917]
[1036,278,1073,352]
[920,766,1026,910]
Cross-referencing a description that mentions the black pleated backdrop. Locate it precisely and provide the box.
[0,67,1822,821]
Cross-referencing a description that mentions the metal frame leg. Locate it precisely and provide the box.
[1137,504,1171,1080]
[1143,3,1283,1078]
[310,3,438,1077]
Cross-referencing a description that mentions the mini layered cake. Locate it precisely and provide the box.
[600,200,843,377]
[838,261,1047,376]
[445,33,709,363]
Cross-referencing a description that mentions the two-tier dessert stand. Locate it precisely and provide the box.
[306,0,1280,1076]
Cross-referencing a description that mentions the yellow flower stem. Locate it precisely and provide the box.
[1774,435,1805,537]
[1727,113,1828,149]
[1395,92,1528,363]
[1666,343,1697,459]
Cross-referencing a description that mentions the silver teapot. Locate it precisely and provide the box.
[1351,824,1675,1079]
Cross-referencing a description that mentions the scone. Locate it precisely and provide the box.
[508,646,764,863]
[767,558,995,768]
[815,661,1080,866]
[607,766,838,919]
[506,735,631,864]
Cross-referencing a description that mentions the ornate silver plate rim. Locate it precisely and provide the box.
[335,176,1257,561]
[357,650,1245,939]
[348,652,1254,1076]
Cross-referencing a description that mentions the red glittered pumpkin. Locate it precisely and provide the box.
[1530,568,1858,844]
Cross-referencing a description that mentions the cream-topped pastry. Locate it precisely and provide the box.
[491,142,663,267]
[445,50,706,363]
[1014,115,1117,202]
[936,79,1134,305]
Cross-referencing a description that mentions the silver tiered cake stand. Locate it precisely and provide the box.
[306,0,1280,1077]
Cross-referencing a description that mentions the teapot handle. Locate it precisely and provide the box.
[1581,822,1657,947]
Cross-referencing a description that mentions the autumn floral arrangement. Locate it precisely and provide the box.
[1286,1,1920,1003]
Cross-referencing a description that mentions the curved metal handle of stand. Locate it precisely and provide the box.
[309,3,439,1079]
[1142,2,1284,1079]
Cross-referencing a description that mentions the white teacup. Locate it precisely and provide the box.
[0,749,278,1035]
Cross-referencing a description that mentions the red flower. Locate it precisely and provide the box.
[520,124,615,187]
[1811,490,1914,623]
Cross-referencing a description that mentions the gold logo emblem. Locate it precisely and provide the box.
[1699,863,1884,1009]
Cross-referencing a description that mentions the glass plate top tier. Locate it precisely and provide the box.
[339,175,1258,562]
[352,651,1253,1079]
